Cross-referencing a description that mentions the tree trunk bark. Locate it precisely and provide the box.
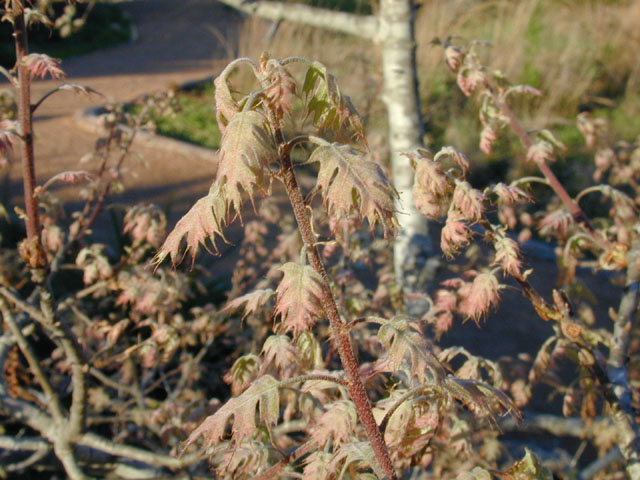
[379,0,433,302]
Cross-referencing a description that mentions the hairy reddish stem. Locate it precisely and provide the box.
[493,94,604,244]
[280,157,397,480]
[13,3,41,242]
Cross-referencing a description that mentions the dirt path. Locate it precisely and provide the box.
[6,0,243,211]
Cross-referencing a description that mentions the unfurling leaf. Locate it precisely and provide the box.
[21,53,65,80]
[311,400,357,448]
[441,213,471,258]
[311,142,397,236]
[376,316,444,383]
[215,110,277,215]
[459,271,501,322]
[303,62,364,139]
[275,262,324,335]
[154,186,228,266]
[492,232,522,277]
[452,181,485,222]
[185,375,280,448]
[223,288,275,320]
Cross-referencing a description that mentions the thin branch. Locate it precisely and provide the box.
[0,299,65,424]
[39,292,87,438]
[217,0,379,40]
[379,386,436,434]
[491,90,603,243]
[78,433,202,469]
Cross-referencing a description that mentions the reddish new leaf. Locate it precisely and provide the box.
[275,262,324,336]
[376,316,444,384]
[214,110,277,215]
[185,375,280,448]
[311,142,397,236]
[154,186,228,266]
[223,288,275,320]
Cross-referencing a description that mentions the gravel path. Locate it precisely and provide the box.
[6,0,242,210]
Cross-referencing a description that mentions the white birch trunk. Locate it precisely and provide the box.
[378,0,432,294]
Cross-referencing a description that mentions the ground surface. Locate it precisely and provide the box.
[6,0,242,212]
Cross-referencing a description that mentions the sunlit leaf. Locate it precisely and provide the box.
[311,142,397,237]
[223,288,275,320]
[214,110,277,215]
[376,316,444,383]
[275,262,324,336]
[154,186,228,267]
[185,375,280,448]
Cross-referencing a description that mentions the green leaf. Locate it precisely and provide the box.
[214,110,277,216]
[311,143,397,237]
[185,375,280,448]
[303,62,364,139]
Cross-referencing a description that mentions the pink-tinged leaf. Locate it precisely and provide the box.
[223,289,275,320]
[0,120,19,161]
[261,335,299,378]
[214,110,277,216]
[58,83,102,96]
[154,186,228,267]
[311,143,397,236]
[441,213,471,258]
[491,182,532,205]
[184,375,280,449]
[456,68,485,97]
[311,400,357,448]
[526,140,555,164]
[275,262,324,336]
[42,170,96,193]
[452,180,485,222]
[224,354,261,396]
[492,233,522,277]
[376,316,444,384]
[459,271,501,322]
[434,146,470,172]
[444,45,465,73]
[505,85,543,98]
[479,125,498,155]
[411,152,451,197]
[538,209,573,238]
[21,53,65,80]
[329,442,383,479]
[413,185,447,219]
[214,74,239,132]
[444,377,517,420]
[123,204,167,248]
[303,451,333,480]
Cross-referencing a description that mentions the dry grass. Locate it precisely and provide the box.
[416,0,640,117]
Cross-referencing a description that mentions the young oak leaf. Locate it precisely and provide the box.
[223,288,275,320]
[311,400,358,448]
[375,316,445,384]
[275,262,324,336]
[303,62,364,140]
[311,143,397,237]
[184,374,280,449]
[329,441,384,480]
[214,110,278,216]
[154,185,228,267]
